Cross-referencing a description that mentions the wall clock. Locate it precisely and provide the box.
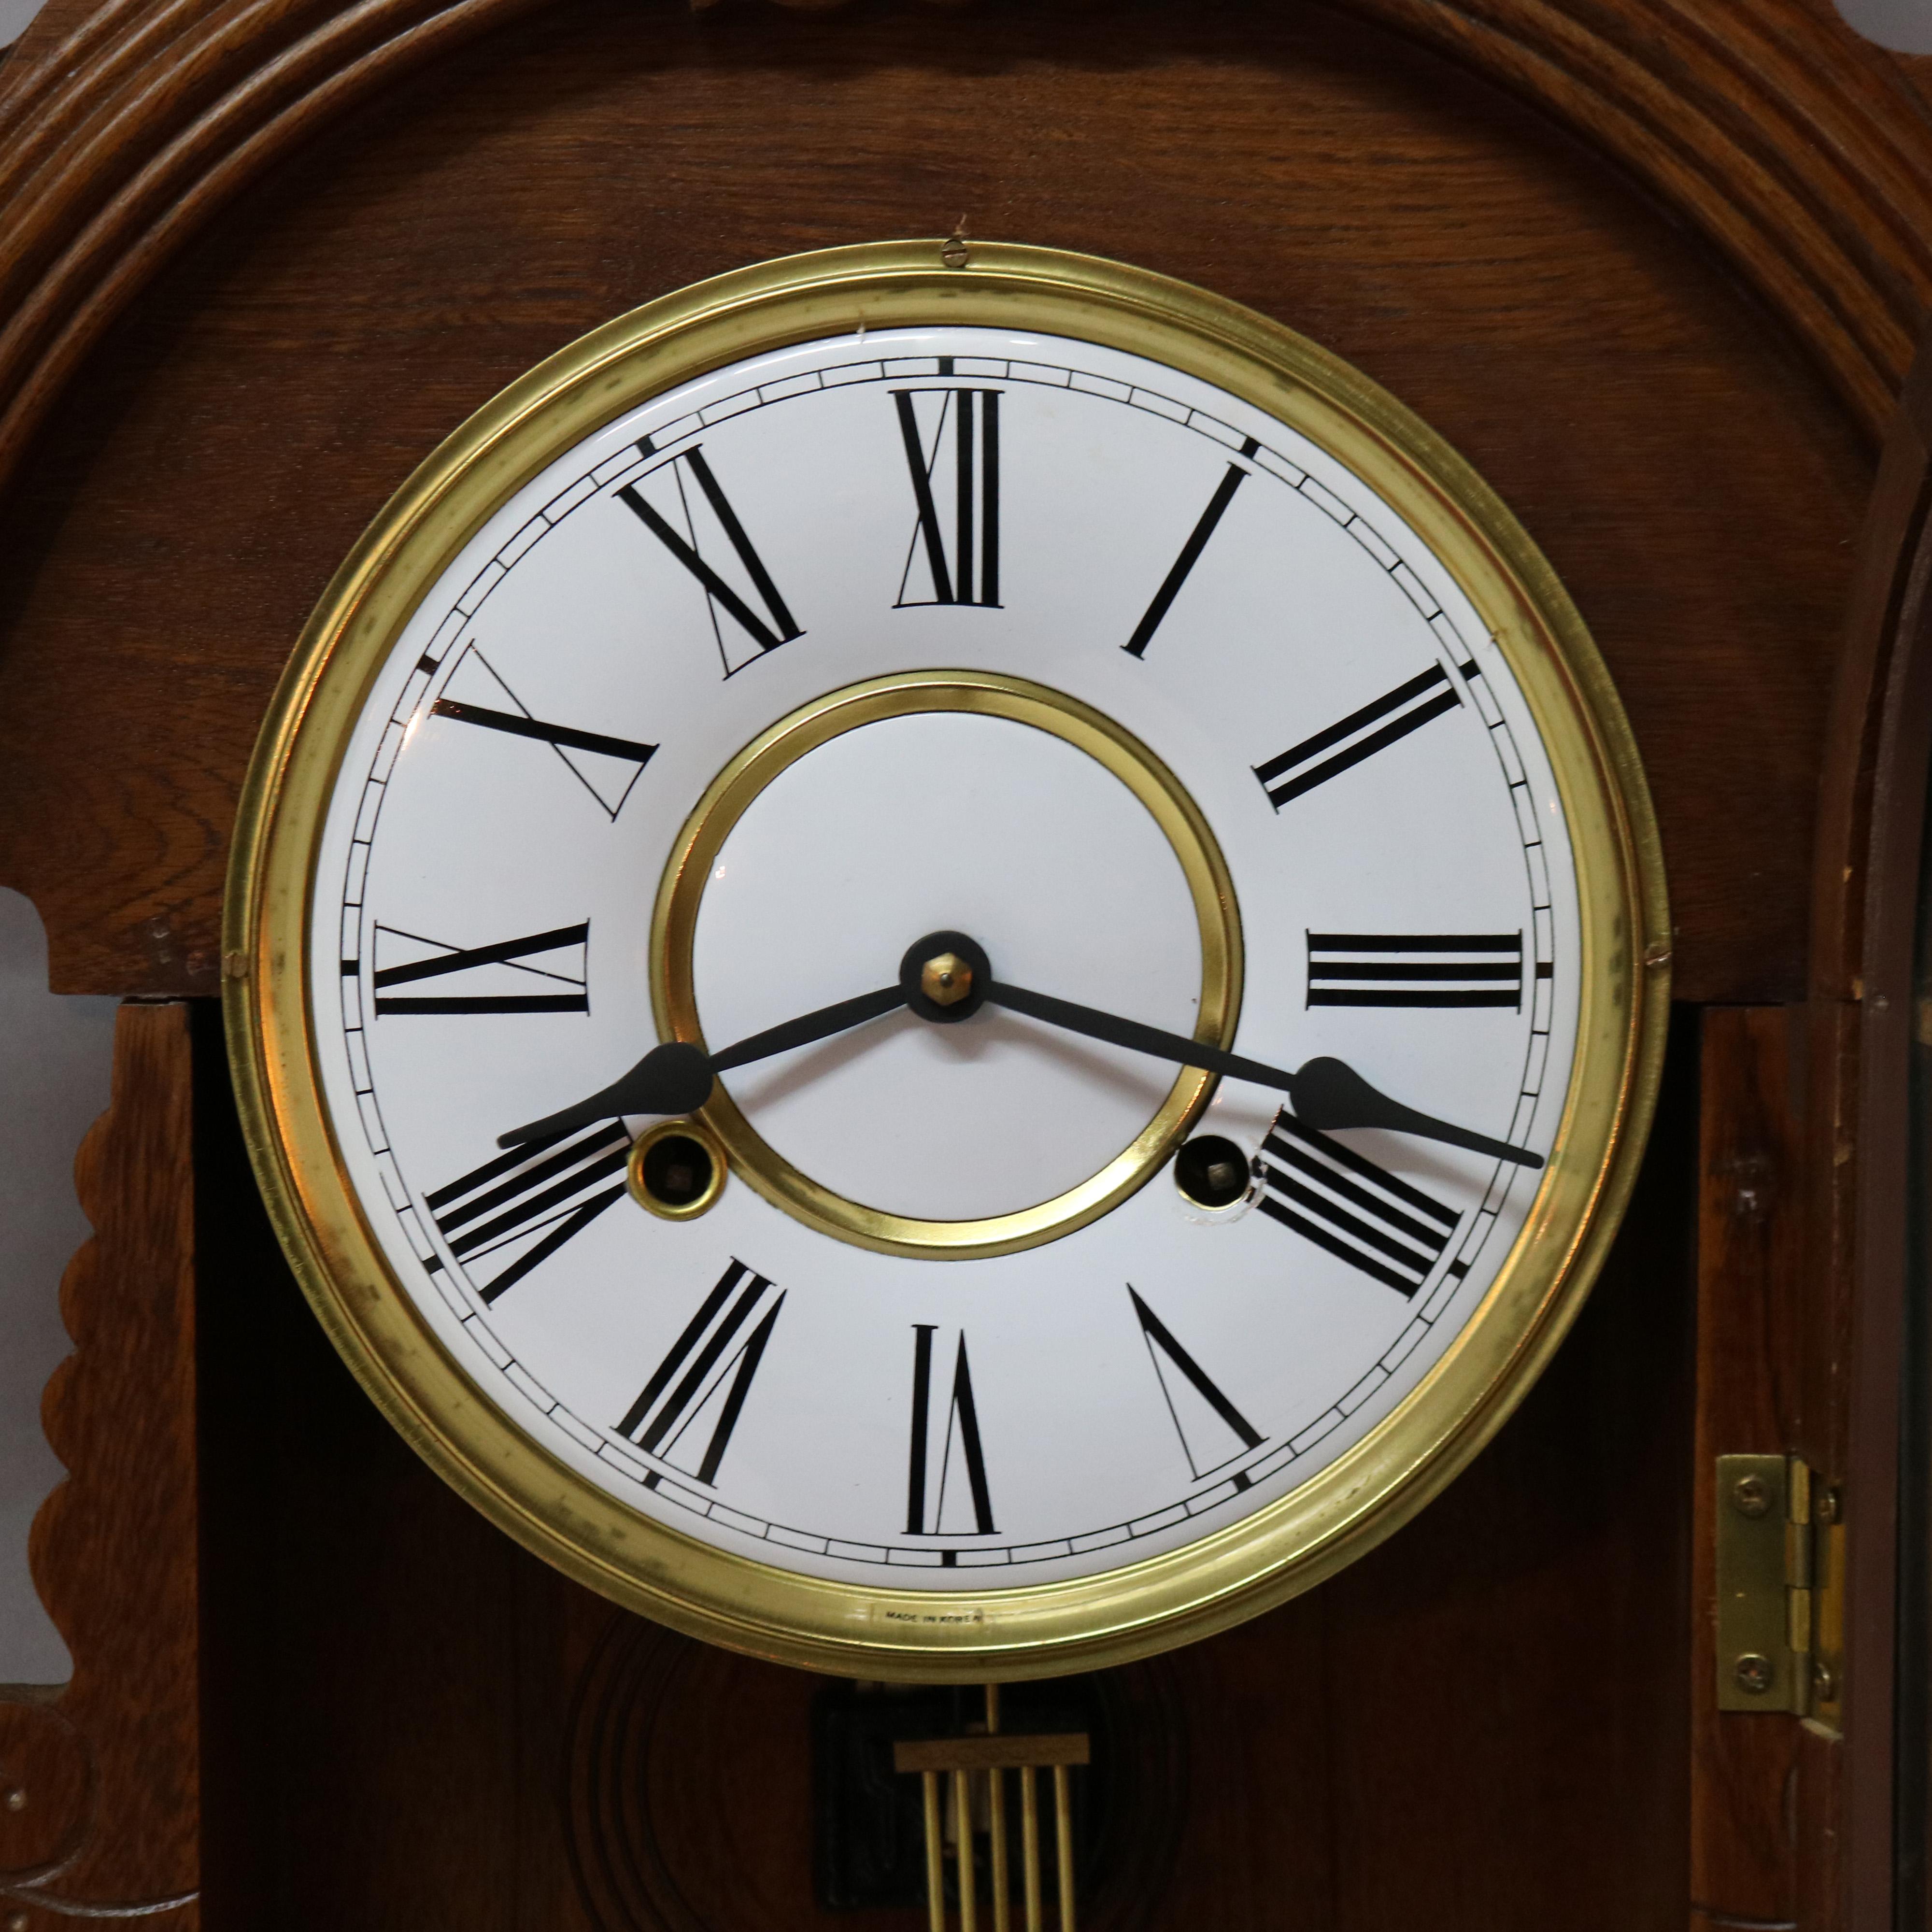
[226,238,1667,1679]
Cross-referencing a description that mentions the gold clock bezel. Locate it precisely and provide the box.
[225,239,1670,1681]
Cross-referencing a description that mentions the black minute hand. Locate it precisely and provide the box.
[496,983,907,1149]
[984,980,1544,1170]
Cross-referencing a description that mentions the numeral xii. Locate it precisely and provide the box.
[895,380,1001,608]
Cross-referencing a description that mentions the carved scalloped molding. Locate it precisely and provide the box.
[0,1005,199,1925]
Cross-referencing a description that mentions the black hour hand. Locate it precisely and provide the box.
[1285,1055,1542,1170]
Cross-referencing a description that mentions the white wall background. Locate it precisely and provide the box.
[0,0,47,47]
[0,890,117,1686]
[1838,0,1932,50]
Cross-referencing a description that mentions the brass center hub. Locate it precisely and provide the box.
[651,670,1244,1260]
[921,953,973,1007]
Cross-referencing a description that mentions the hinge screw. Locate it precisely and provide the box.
[1813,1659,1840,1700]
[1734,1653,1775,1695]
[1731,1474,1773,1518]
[1816,1486,1841,1525]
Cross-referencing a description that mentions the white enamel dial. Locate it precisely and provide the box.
[304,321,1583,1594]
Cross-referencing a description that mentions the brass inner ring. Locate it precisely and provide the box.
[650,670,1244,1260]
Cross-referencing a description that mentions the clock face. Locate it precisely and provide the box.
[235,245,1663,1670]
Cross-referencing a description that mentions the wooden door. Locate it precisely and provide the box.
[1,2,1928,1926]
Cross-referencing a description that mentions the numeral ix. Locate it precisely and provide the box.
[369,921,589,1016]
[1254,663,1467,809]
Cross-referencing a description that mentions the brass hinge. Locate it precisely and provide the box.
[1715,1453,1844,1727]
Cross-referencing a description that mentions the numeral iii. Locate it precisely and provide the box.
[1306,932,1524,1010]
[369,921,589,1016]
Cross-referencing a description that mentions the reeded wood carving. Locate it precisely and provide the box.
[0,1003,199,1926]
[0,0,1929,504]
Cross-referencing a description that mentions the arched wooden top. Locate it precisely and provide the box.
[0,0,1928,500]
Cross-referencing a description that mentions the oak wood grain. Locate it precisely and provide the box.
[1690,1007,1805,1932]
[0,0,1874,1001]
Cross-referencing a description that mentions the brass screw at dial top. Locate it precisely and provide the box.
[921,952,974,1008]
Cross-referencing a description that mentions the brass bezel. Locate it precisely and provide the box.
[651,669,1242,1260]
[225,240,1670,1680]
[627,1115,730,1222]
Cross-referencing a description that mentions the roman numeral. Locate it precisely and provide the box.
[423,1121,629,1304]
[893,385,1001,607]
[1128,1287,1263,1482]
[617,445,802,671]
[1253,663,1464,809]
[906,1326,995,1540]
[1307,932,1523,1010]
[1122,450,1254,657]
[616,1259,784,1486]
[370,921,589,1016]
[427,643,655,819]
[1255,1110,1461,1297]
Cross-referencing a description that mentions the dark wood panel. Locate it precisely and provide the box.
[0,0,1871,1002]
[194,996,1697,1932]
[1797,337,1932,1929]
[0,1002,200,1928]
[1689,1006,1805,1929]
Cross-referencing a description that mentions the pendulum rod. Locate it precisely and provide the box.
[894,1690,1089,1931]
[986,1686,1011,1932]
[922,1768,947,1932]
